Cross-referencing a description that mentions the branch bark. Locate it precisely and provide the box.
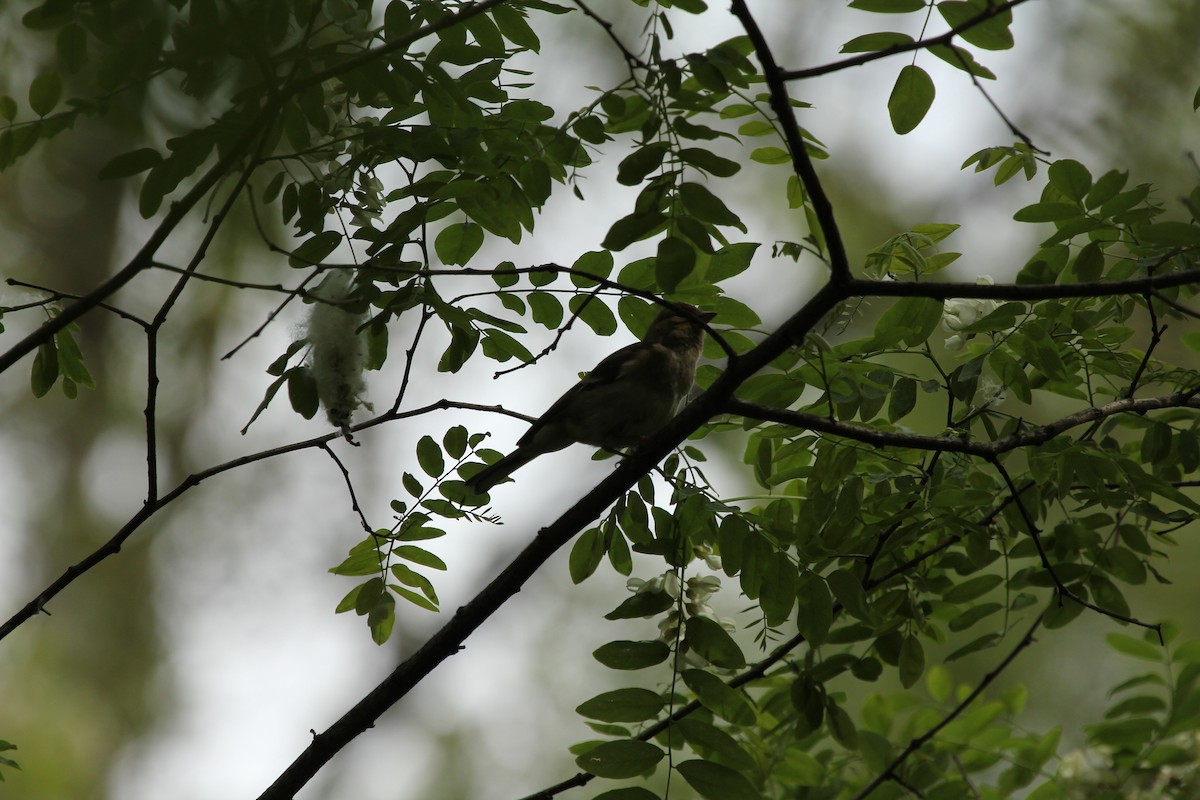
[727,392,1200,457]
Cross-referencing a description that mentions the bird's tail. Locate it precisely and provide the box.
[465,447,538,494]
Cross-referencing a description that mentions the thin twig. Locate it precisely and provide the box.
[990,455,1163,638]
[492,287,601,378]
[780,0,1036,81]
[944,42,1046,153]
[0,398,533,643]
[1151,290,1200,320]
[4,279,150,328]
[572,0,647,71]
[144,159,260,502]
[320,443,372,532]
[1126,285,1165,397]
[852,615,1044,800]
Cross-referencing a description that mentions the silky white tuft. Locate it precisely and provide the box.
[305,273,368,431]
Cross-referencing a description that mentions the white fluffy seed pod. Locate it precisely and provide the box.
[306,273,368,431]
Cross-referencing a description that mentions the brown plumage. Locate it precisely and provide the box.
[465,303,715,493]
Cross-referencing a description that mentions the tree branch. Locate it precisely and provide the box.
[0,399,530,643]
[847,269,1200,300]
[730,0,851,285]
[726,392,1200,457]
[254,276,853,798]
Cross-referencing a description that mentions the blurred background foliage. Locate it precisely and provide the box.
[0,1,1198,798]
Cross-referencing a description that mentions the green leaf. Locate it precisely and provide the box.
[759,552,797,626]
[593,640,671,670]
[887,376,917,421]
[943,573,1003,603]
[331,546,383,578]
[679,182,745,231]
[679,147,741,177]
[493,4,541,52]
[392,584,439,613]
[850,0,925,11]
[481,328,533,363]
[31,339,59,397]
[569,527,606,584]
[1088,717,1158,750]
[840,32,913,53]
[682,669,756,725]
[1048,159,1092,202]
[603,210,667,251]
[676,759,759,800]
[1106,633,1164,662]
[937,1,1015,50]
[53,328,93,388]
[1042,595,1085,630]
[290,231,342,267]
[28,71,62,116]
[827,569,873,622]
[949,603,1003,632]
[395,545,447,571]
[98,148,162,180]
[749,146,790,165]
[708,242,759,282]
[928,43,995,79]
[794,571,833,645]
[1137,221,1200,246]
[887,65,934,134]
[442,425,468,459]
[1013,202,1080,223]
[576,688,664,722]
[946,632,1001,661]
[368,590,396,644]
[656,235,696,292]
[874,296,943,348]
[575,739,664,779]
[826,698,859,748]
[593,789,658,800]
[434,222,485,265]
[571,250,614,286]
[899,634,925,688]
[685,616,746,669]
[287,367,319,419]
[616,142,671,186]
[416,435,444,477]
[927,664,953,703]
[528,291,564,328]
[571,295,618,336]
[1071,242,1104,282]
[605,591,675,620]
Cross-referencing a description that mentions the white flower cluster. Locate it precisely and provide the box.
[626,557,735,667]
[1056,734,1200,799]
[942,275,999,352]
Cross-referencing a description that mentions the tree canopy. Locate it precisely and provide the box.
[2,1,1200,798]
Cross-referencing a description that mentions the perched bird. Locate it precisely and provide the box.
[466,303,716,493]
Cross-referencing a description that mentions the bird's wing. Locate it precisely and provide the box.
[514,341,643,448]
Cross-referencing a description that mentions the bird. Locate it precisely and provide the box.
[465,302,716,494]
